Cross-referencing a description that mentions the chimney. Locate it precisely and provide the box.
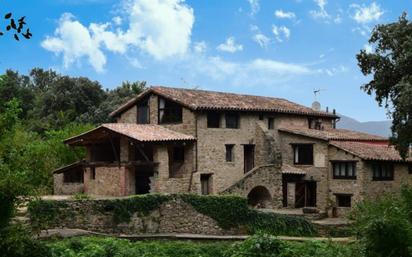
[312,101,321,111]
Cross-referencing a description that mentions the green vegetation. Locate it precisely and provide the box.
[181,194,316,236]
[357,13,412,157]
[44,235,355,257]
[0,70,146,255]
[350,185,412,257]
[99,194,172,223]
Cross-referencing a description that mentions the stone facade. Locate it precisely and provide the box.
[32,197,240,235]
[53,173,84,195]
[54,88,412,215]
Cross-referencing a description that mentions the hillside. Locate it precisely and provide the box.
[337,115,392,137]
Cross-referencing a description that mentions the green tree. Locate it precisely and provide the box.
[357,13,412,157]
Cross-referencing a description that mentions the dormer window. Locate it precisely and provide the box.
[158,97,182,124]
[308,117,322,130]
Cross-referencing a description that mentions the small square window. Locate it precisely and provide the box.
[225,113,239,129]
[332,162,357,179]
[207,112,220,128]
[372,162,394,181]
[268,117,274,130]
[225,144,234,162]
[259,114,264,120]
[335,194,352,207]
[293,144,313,165]
[408,164,412,174]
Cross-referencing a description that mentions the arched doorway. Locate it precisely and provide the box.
[247,186,272,208]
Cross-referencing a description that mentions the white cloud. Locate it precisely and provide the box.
[351,2,383,24]
[319,65,347,76]
[274,10,296,19]
[250,25,270,48]
[112,16,122,26]
[41,13,107,72]
[253,33,270,48]
[193,41,207,53]
[309,0,341,24]
[217,37,243,53]
[188,56,313,87]
[364,43,373,54]
[272,25,290,42]
[310,0,329,20]
[42,0,195,72]
[247,0,260,16]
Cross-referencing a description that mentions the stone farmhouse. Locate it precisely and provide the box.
[54,86,412,214]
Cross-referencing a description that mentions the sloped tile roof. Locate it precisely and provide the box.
[278,127,388,142]
[65,123,196,145]
[110,86,338,118]
[281,164,306,175]
[330,141,412,162]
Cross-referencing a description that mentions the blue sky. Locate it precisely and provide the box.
[0,0,411,121]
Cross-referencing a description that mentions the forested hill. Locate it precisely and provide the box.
[0,68,146,194]
[0,68,146,132]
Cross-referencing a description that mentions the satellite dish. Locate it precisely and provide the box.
[312,101,321,111]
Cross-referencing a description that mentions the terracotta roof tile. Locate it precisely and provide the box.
[281,164,306,175]
[110,86,338,118]
[330,141,412,162]
[65,123,196,145]
[278,127,388,142]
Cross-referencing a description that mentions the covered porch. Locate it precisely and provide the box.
[54,123,196,196]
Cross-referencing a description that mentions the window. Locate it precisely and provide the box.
[409,164,412,174]
[207,112,220,128]
[137,100,149,124]
[63,170,84,183]
[172,146,185,162]
[332,162,357,179]
[372,162,394,181]
[225,112,239,129]
[90,167,96,180]
[308,118,322,130]
[293,144,313,165]
[335,194,352,207]
[158,97,182,124]
[225,144,234,162]
[259,114,264,120]
[201,174,212,195]
[268,117,274,130]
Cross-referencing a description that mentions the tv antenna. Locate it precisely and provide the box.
[313,88,326,100]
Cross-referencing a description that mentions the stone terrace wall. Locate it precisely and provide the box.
[29,197,240,236]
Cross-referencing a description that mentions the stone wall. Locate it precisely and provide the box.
[222,164,283,208]
[279,132,330,210]
[84,166,125,196]
[53,173,84,195]
[30,197,240,235]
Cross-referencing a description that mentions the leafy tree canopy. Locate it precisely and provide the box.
[357,13,412,158]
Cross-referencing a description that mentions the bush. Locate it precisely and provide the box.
[0,224,51,257]
[99,194,172,224]
[181,194,316,236]
[350,185,412,257]
[28,199,69,233]
[225,234,354,257]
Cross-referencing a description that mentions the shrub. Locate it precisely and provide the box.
[181,194,316,236]
[350,185,412,257]
[28,199,69,233]
[98,194,172,224]
[0,224,51,257]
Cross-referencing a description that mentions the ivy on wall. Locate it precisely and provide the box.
[28,194,316,236]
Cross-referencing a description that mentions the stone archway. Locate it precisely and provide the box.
[247,186,272,208]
